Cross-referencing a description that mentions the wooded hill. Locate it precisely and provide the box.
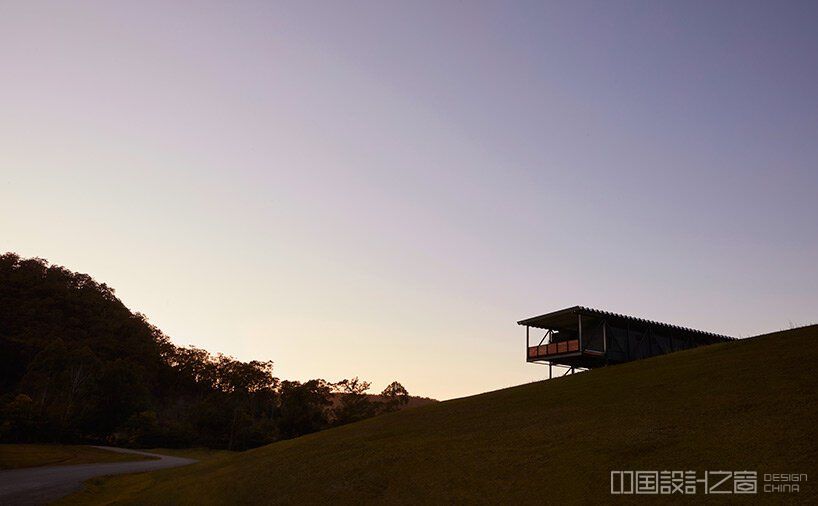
[0,253,429,450]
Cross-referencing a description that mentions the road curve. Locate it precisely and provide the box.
[0,446,197,505]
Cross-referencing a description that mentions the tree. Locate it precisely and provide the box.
[380,381,410,412]
[277,379,333,438]
[93,359,150,435]
[0,394,36,441]
[333,377,377,425]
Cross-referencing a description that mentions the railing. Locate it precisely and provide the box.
[527,339,580,358]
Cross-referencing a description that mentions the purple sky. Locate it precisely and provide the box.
[2,1,817,399]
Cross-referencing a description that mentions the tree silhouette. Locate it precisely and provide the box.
[380,381,410,412]
[0,253,416,449]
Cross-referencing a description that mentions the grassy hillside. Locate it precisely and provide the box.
[0,445,152,470]
[63,325,818,504]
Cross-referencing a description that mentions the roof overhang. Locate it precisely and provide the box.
[518,305,735,342]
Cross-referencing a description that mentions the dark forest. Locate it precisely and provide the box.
[0,253,425,450]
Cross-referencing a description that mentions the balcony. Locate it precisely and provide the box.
[527,339,580,359]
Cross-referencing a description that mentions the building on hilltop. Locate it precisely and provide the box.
[519,306,734,378]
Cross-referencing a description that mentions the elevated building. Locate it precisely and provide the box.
[519,306,734,377]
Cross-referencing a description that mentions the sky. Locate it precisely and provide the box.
[1,1,817,400]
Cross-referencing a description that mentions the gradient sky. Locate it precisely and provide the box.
[2,1,817,399]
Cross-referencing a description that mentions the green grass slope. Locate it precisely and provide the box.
[64,326,818,504]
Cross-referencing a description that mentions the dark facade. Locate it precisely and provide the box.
[519,306,734,374]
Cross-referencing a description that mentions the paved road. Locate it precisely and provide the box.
[0,446,196,505]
